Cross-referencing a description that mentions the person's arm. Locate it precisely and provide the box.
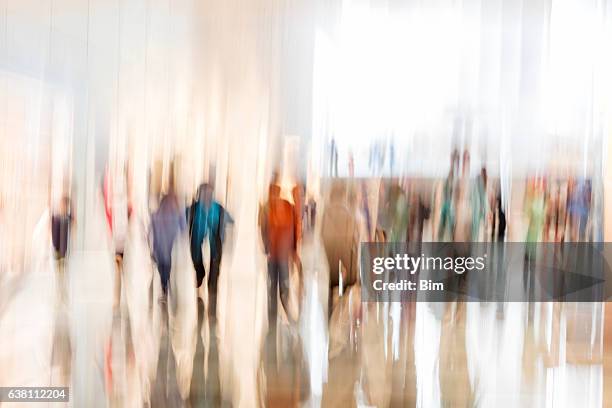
[223,205,234,225]
[257,204,268,253]
[292,204,300,252]
[292,186,303,244]
[69,202,76,228]
[258,203,269,255]
[215,205,228,239]
[179,207,187,231]
[148,219,156,263]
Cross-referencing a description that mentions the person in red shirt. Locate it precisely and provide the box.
[259,182,297,366]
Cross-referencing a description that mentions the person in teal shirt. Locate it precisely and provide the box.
[187,183,233,319]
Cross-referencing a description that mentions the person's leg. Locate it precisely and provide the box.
[267,260,279,332]
[195,260,206,288]
[208,249,222,320]
[57,256,66,304]
[191,239,206,288]
[113,256,122,310]
[158,262,170,296]
[579,214,588,242]
[278,259,291,323]
[292,254,303,316]
[267,259,280,367]
[193,256,206,289]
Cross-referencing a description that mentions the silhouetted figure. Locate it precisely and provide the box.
[51,196,73,261]
[407,188,430,244]
[568,178,591,242]
[150,185,185,297]
[187,183,232,320]
[495,192,506,242]
[438,149,459,241]
[260,183,297,366]
[320,182,359,319]
[330,138,339,177]
[103,164,131,259]
[187,184,208,288]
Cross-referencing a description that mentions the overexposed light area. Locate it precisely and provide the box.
[313,0,612,177]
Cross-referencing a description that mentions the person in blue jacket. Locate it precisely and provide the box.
[187,183,233,319]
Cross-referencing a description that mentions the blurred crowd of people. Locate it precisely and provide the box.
[0,140,601,406]
[524,175,593,244]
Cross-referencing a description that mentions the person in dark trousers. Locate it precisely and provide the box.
[187,184,208,288]
[52,196,73,262]
[187,183,232,320]
[50,195,74,385]
[259,183,297,367]
[51,195,74,303]
[150,182,185,298]
[495,192,506,242]
[407,188,431,244]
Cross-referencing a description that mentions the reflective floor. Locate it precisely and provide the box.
[0,216,609,408]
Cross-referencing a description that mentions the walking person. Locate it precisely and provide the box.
[103,164,132,309]
[52,196,74,263]
[259,182,297,367]
[438,149,459,241]
[186,183,232,320]
[187,184,208,290]
[493,189,507,242]
[320,181,359,319]
[567,178,591,242]
[150,179,185,299]
[52,195,74,302]
[50,194,74,385]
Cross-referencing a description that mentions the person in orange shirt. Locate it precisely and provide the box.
[260,182,297,366]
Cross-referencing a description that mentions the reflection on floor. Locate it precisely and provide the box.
[0,228,608,407]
